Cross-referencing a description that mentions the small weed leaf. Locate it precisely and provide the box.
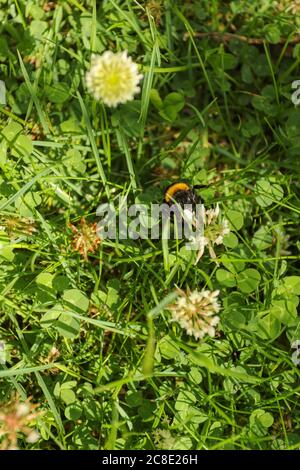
[255,178,284,208]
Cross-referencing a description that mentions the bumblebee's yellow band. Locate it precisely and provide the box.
[164,183,190,203]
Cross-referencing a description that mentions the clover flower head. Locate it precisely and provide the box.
[85,50,143,107]
[0,395,41,450]
[170,288,221,340]
[188,203,230,264]
[69,217,101,261]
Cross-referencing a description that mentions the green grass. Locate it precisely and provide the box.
[0,0,300,450]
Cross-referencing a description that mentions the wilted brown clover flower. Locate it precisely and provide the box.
[69,217,101,261]
[170,288,221,340]
[0,395,41,450]
[0,216,37,239]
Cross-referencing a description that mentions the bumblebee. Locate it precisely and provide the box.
[163,182,200,207]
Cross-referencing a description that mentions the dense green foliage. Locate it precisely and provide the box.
[0,0,300,450]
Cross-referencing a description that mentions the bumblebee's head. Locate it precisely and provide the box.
[163,182,200,207]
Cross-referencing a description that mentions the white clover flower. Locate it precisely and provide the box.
[170,288,221,340]
[16,403,30,417]
[188,203,230,264]
[214,218,230,245]
[26,430,40,444]
[188,234,208,262]
[205,203,220,225]
[85,51,143,107]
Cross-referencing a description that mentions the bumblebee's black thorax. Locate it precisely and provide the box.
[163,182,200,207]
